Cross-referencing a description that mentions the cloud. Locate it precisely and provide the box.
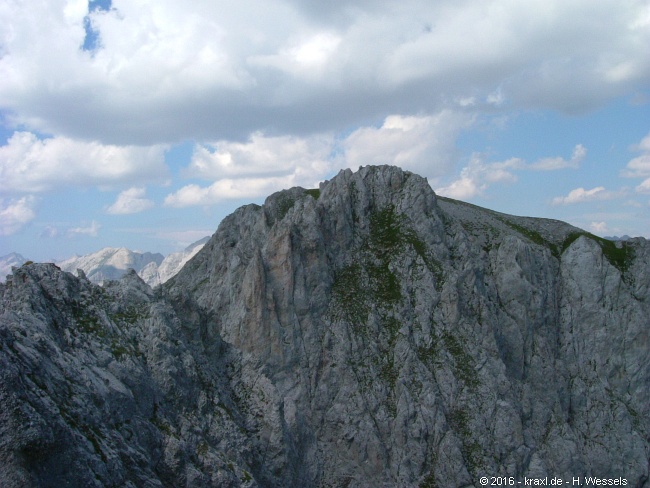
[106,187,154,214]
[0,132,168,193]
[589,221,609,234]
[40,226,60,239]
[636,178,650,193]
[67,220,101,237]
[528,144,586,170]
[341,112,473,178]
[164,176,301,208]
[435,154,520,199]
[551,186,619,205]
[0,196,37,236]
[166,130,335,207]
[1,1,648,143]
[187,132,332,179]
[621,131,650,193]
[436,145,583,199]
[167,111,472,206]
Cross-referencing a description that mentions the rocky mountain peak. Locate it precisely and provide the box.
[1,165,648,487]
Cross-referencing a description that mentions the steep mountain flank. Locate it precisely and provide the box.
[1,166,648,487]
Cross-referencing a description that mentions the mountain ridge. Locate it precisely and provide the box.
[0,237,210,285]
[1,165,648,487]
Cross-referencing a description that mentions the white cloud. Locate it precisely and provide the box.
[621,131,650,193]
[165,176,299,208]
[623,153,650,178]
[166,130,335,207]
[528,144,586,170]
[436,145,583,199]
[435,172,481,200]
[67,220,101,237]
[1,1,648,143]
[636,177,650,193]
[188,132,332,179]
[106,187,154,215]
[168,111,473,206]
[589,221,609,233]
[342,112,473,178]
[40,226,60,239]
[0,132,168,193]
[551,186,618,205]
[435,154,520,199]
[0,196,37,236]
[249,32,342,79]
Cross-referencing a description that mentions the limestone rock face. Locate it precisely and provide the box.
[1,166,648,487]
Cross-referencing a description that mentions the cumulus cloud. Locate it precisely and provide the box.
[187,132,332,179]
[436,145,584,199]
[40,226,60,239]
[0,132,168,193]
[621,131,650,193]
[589,221,609,233]
[636,178,650,193]
[342,112,473,178]
[435,155,520,199]
[67,220,101,237]
[164,176,300,208]
[106,187,154,215]
[551,186,618,205]
[165,130,335,207]
[167,111,473,206]
[0,1,648,143]
[0,196,37,236]
[528,144,586,170]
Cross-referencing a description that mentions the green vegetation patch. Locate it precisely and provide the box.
[276,193,296,220]
[496,217,560,257]
[330,205,445,328]
[495,217,635,274]
[111,305,148,325]
[72,303,105,336]
[441,331,479,389]
[561,232,634,274]
[304,188,321,200]
[331,262,368,326]
[447,407,483,474]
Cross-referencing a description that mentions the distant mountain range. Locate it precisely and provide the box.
[0,252,28,282]
[0,237,209,285]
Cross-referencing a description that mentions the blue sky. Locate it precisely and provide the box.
[1,0,649,261]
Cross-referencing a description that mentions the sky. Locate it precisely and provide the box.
[1,0,649,262]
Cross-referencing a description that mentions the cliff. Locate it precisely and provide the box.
[1,166,648,487]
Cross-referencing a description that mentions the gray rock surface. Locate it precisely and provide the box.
[1,166,648,487]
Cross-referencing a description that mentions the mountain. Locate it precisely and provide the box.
[0,253,27,281]
[57,247,165,285]
[0,166,648,487]
[53,238,209,287]
[140,237,209,287]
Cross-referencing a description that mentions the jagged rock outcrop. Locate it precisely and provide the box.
[1,166,648,487]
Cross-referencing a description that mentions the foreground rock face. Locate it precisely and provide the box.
[1,166,648,487]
